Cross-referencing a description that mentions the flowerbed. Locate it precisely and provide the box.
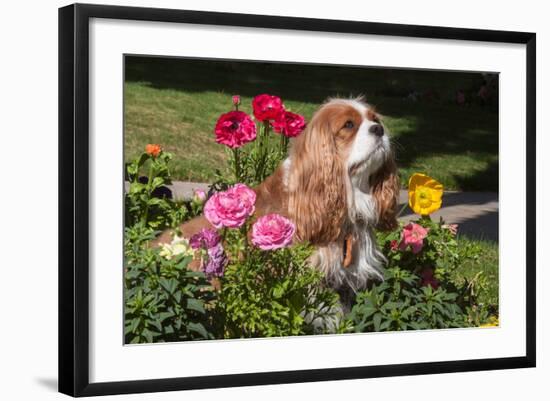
[124,94,498,343]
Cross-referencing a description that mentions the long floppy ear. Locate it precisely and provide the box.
[287,116,348,245]
[369,153,400,231]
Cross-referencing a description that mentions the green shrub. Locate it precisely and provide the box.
[124,224,218,343]
[218,241,344,338]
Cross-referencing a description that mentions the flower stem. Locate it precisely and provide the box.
[233,147,241,183]
[141,158,155,225]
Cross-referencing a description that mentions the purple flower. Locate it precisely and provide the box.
[189,228,221,250]
[189,228,227,277]
[204,243,227,277]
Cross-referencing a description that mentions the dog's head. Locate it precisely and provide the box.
[287,98,399,244]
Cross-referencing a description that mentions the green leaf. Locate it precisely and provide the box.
[186,298,205,314]
[187,322,209,338]
[373,313,382,331]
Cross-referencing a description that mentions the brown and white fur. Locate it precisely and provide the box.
[154,97,399,293]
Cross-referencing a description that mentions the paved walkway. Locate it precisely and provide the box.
[128,181,498,242]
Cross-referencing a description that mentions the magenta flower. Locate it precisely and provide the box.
[204,183,256,229]
[251,213,296,250]
[398,222,429,254]
[271,111,306,137]
[232,95,241,106]
[214,111,257,149]
[252,94,284,121]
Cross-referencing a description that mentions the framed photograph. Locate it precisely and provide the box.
[58,3,536,397]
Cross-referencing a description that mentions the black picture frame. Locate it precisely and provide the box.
[59,3,536,397]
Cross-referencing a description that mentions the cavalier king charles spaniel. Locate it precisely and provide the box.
[155,97,399,294]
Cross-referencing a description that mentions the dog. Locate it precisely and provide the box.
[153,97,399,294]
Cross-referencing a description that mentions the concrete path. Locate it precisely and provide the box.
[127,181,498,242]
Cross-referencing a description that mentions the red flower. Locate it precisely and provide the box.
[390,240,399,251]
[145,144,162,157]
[271,111,306,137]
[214,111,257,149]
[232,95,241,106]
[420,268,440,289]
[252,94,284,121]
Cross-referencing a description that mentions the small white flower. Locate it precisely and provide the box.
[159,234,194,260]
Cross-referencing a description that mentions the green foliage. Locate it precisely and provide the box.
[124,224,217,343]
[218,243,343,338]
[348,218,498,332]
[348,267,464,332]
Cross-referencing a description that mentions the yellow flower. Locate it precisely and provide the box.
[479,316,499,328]
[408,173,444,216]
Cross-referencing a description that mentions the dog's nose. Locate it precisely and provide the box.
[369,124,384,137]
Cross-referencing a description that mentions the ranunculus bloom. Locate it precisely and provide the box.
[232,95,241,106]
[145,144,162,157]
[252,94,284,121]
[189,228,221,250]
[189,228,226,277]
[159,234,194,260]
[214,111,257,149]
[408,173,444,216]
[251,213,295,250]
[204,183,256,229]
[420,268,439,289]
[399,222,429,254]
[193,189,207,203]
[271,111,306,137]
[204,243,227,277]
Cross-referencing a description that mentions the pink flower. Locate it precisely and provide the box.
[232,95,241,106]
[271,111,306,137]
[420,268,439,289]
[442,223,458,236]
[398,222,429,254]
[390,240,399,251]
[193,189,207,203]
[252,94,284,121]
[214,111,257,149]
[251,213,295,250]
[204,183,256,229]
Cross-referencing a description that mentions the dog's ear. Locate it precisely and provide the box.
[370,153,400,231]
[287,116,348,245]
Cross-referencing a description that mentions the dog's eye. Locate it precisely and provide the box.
[343,120,355,129]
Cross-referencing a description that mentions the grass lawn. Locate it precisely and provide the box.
[124,57,498,191]
[453,238,499,312]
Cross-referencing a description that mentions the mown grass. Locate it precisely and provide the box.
[124,56,498,191]
[453,238,499,310]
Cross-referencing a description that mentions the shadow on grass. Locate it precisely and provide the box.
[125,56,499,191]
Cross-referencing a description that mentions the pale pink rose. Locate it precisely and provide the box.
[271,111,306,137]
[252,94,284,121]
[204,183,256,229]
[398,222,429,254]
[251,213,295,250]
[214,111,257,149]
